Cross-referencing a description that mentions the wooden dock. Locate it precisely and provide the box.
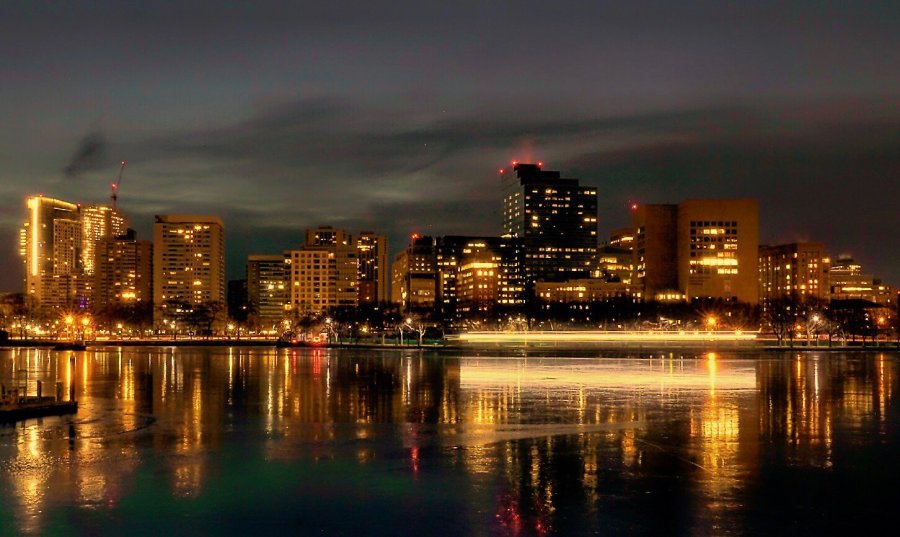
[0,397,78,423]
[0,380,78,423]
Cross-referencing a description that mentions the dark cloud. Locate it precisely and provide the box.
[3,96,897,291]
[0,1,898,291]
[84,96,895,285]
[63,131,107,179]
[560,112,900,276]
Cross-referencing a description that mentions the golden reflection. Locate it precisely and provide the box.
[620,428,639,467]
[0,347,896,536]
[173,461,203,497]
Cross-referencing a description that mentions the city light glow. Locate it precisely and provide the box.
[453,330,757,343]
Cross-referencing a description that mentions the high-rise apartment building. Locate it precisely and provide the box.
[355,232,388,305]
[758,242,829,306]
[633,199,759,303]
[153,215,225,322]
[286,227,358,316]
[501,163,598,287]
[20,196,89,310]
[81,205,126,276]
[247,254,288,329]
[93,229,153,308]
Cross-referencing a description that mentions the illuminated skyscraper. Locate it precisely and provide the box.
[391,235,437,311]
[434,236,525,320]
[20,195,88,310]
[355,231,388,305]
[501,163,598,288]
[286,227,358,315]
[153,215,225,322]
[456,240,502,315]
[80,204,126,275]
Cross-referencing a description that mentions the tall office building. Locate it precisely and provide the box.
[758,242,829,306]
[391,235,437,312]
[152,215,225,322]
[434,235,525,320]
[356,232,388,305]
[501,163,598,286]
[678,199,758,303]
[20,195,90,310]
[455,240,503,315]
[93,229,153,308]
[286,227,358,316]
[81,205,127,276]
[633,199,759,303]
[247,254,288,329]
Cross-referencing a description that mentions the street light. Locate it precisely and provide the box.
[64,315,74,340]
[80,315,91,342]
[706,316,717,331]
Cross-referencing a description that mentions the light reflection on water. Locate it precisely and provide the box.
[0,347,897,536]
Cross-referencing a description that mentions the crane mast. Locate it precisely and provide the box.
[110,161,126,210]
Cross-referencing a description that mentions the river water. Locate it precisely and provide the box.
[0,347,897,536]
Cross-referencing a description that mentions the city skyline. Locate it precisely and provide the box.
[1,2,898,291]
[2,4,898,536]
[5,151,896,295]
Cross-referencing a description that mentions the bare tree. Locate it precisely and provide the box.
[764,296,798,346]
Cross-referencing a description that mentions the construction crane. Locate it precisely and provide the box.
[110,161,126,210]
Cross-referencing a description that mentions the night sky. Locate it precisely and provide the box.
[1,1,898,291]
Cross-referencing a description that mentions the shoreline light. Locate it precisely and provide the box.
[451,330,758,343]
